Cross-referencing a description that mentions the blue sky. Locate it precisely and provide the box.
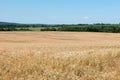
[0,0,120,24]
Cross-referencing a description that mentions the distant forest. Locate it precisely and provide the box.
[0,22,120,33]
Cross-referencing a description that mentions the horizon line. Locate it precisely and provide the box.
[0,21,120,25]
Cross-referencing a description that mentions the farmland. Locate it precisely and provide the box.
[0,32,120,80]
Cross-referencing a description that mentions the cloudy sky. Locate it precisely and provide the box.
[0,0,120,24]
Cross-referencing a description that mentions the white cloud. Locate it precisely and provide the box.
[83,16,89,19]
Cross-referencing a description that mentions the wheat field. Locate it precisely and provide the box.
[0,32,120,80]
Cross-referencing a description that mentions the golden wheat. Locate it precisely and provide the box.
[0,32,120,80]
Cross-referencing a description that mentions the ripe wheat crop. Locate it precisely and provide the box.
[0,32,120,80]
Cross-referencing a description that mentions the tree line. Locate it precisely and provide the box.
[0,23,120,33]
[41,24,120,33]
